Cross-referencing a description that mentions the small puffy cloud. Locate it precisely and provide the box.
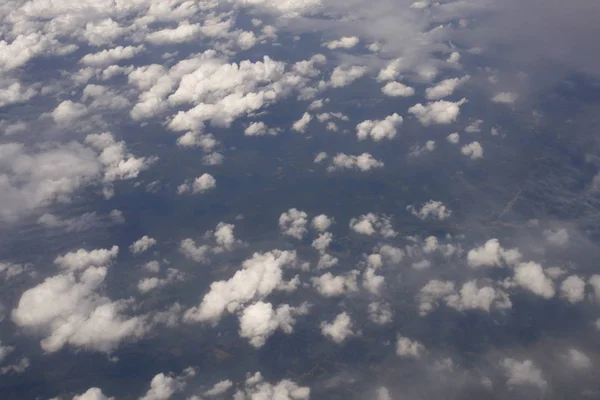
[465,119,484,133]
[543,228,569,246]
[425,76,470,100]
[137,268,184,294]
[0,262,26,280]
[292,112,312,133]
[589,275,600,302]
[408,98,467,126]
[363,267,385,295]
[381,81,415,97]
[514,262,555,299]
[501,358,547,390]
[213,222,241,252]
[54,246,119,272]
[237,372,310,400]
[312,271,359,297]
[447,132,460,144]
[418,279,511,315]
[328,153,384,172]
[408,200,451,220]
[396,335,425,359]
[320,312,355,344]
[73,388,114,400]
[238,301,309,348]
[52,100,88,124]
[324,36,359,50]
[330,65,367,88]
[0,80,37,108]
[183,250,298,324]
[85,132,154,184]
[467,239,521,268]
[312,232,333,253]
[130,236,157,254]
[461,141,484,159]
[560,275,585,303]
[492,92,518,105]
[565,348,592,370]
[447,51,460,64]
[204,380,233,397]
[176,132,218,150]
[314,152,328,163]
[145,22,202,45]
[80,45,143,67]
[377,58,406,82]
[377,387,392,400]
[140,370,193,400]
[177,173,216,194]
[279,208,308,239]
[356,113,403,141]
[180,239,210,263]
[368,301,393,325]
[349,213,397,237]
[312,214,332,231]
[245,121,278,136]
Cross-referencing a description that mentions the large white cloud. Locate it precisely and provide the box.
[12,264,148,353]
[183,250,299,324]
[513,262,555,299]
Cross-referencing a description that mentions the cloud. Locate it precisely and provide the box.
[312,271,359,297]
[234,371,310,400]
[543,228,569,246]
[418,279,511,316]
[368,301,393,325]
[177,173,216,194]
[73,388,114,400]
[461,141,484,159]
[291,112,312,133]
[80,45,144,67]
[0,80,37,108]
[312,214,333,232]
[320,312,356,344]
[559,275,585,303]
[137,268,184,294]
[327,153,384,172]
[381,81,415,97]
[329,65,367,88]
[349,213,397,237]
[54,246,119,272]
[183,250,299,324]
[408,200,451,220]
[491,92,518,105]
[245,121,278,136]
[140,369,195,400]
[279,208,309,239]
[12,264,148,353]
[467,239,521,268]
[396,335,425,359]
[565,348,592,370]
[424,76,470,100]
[501,358,547,390]
[447,132,460,144]
[204,380,234,397]
[513,262,555,299]
[408,98,467,126]
[324,36,360,49]
[356,113,403,141]
[238,301,309,348]
[130,236,157,254]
